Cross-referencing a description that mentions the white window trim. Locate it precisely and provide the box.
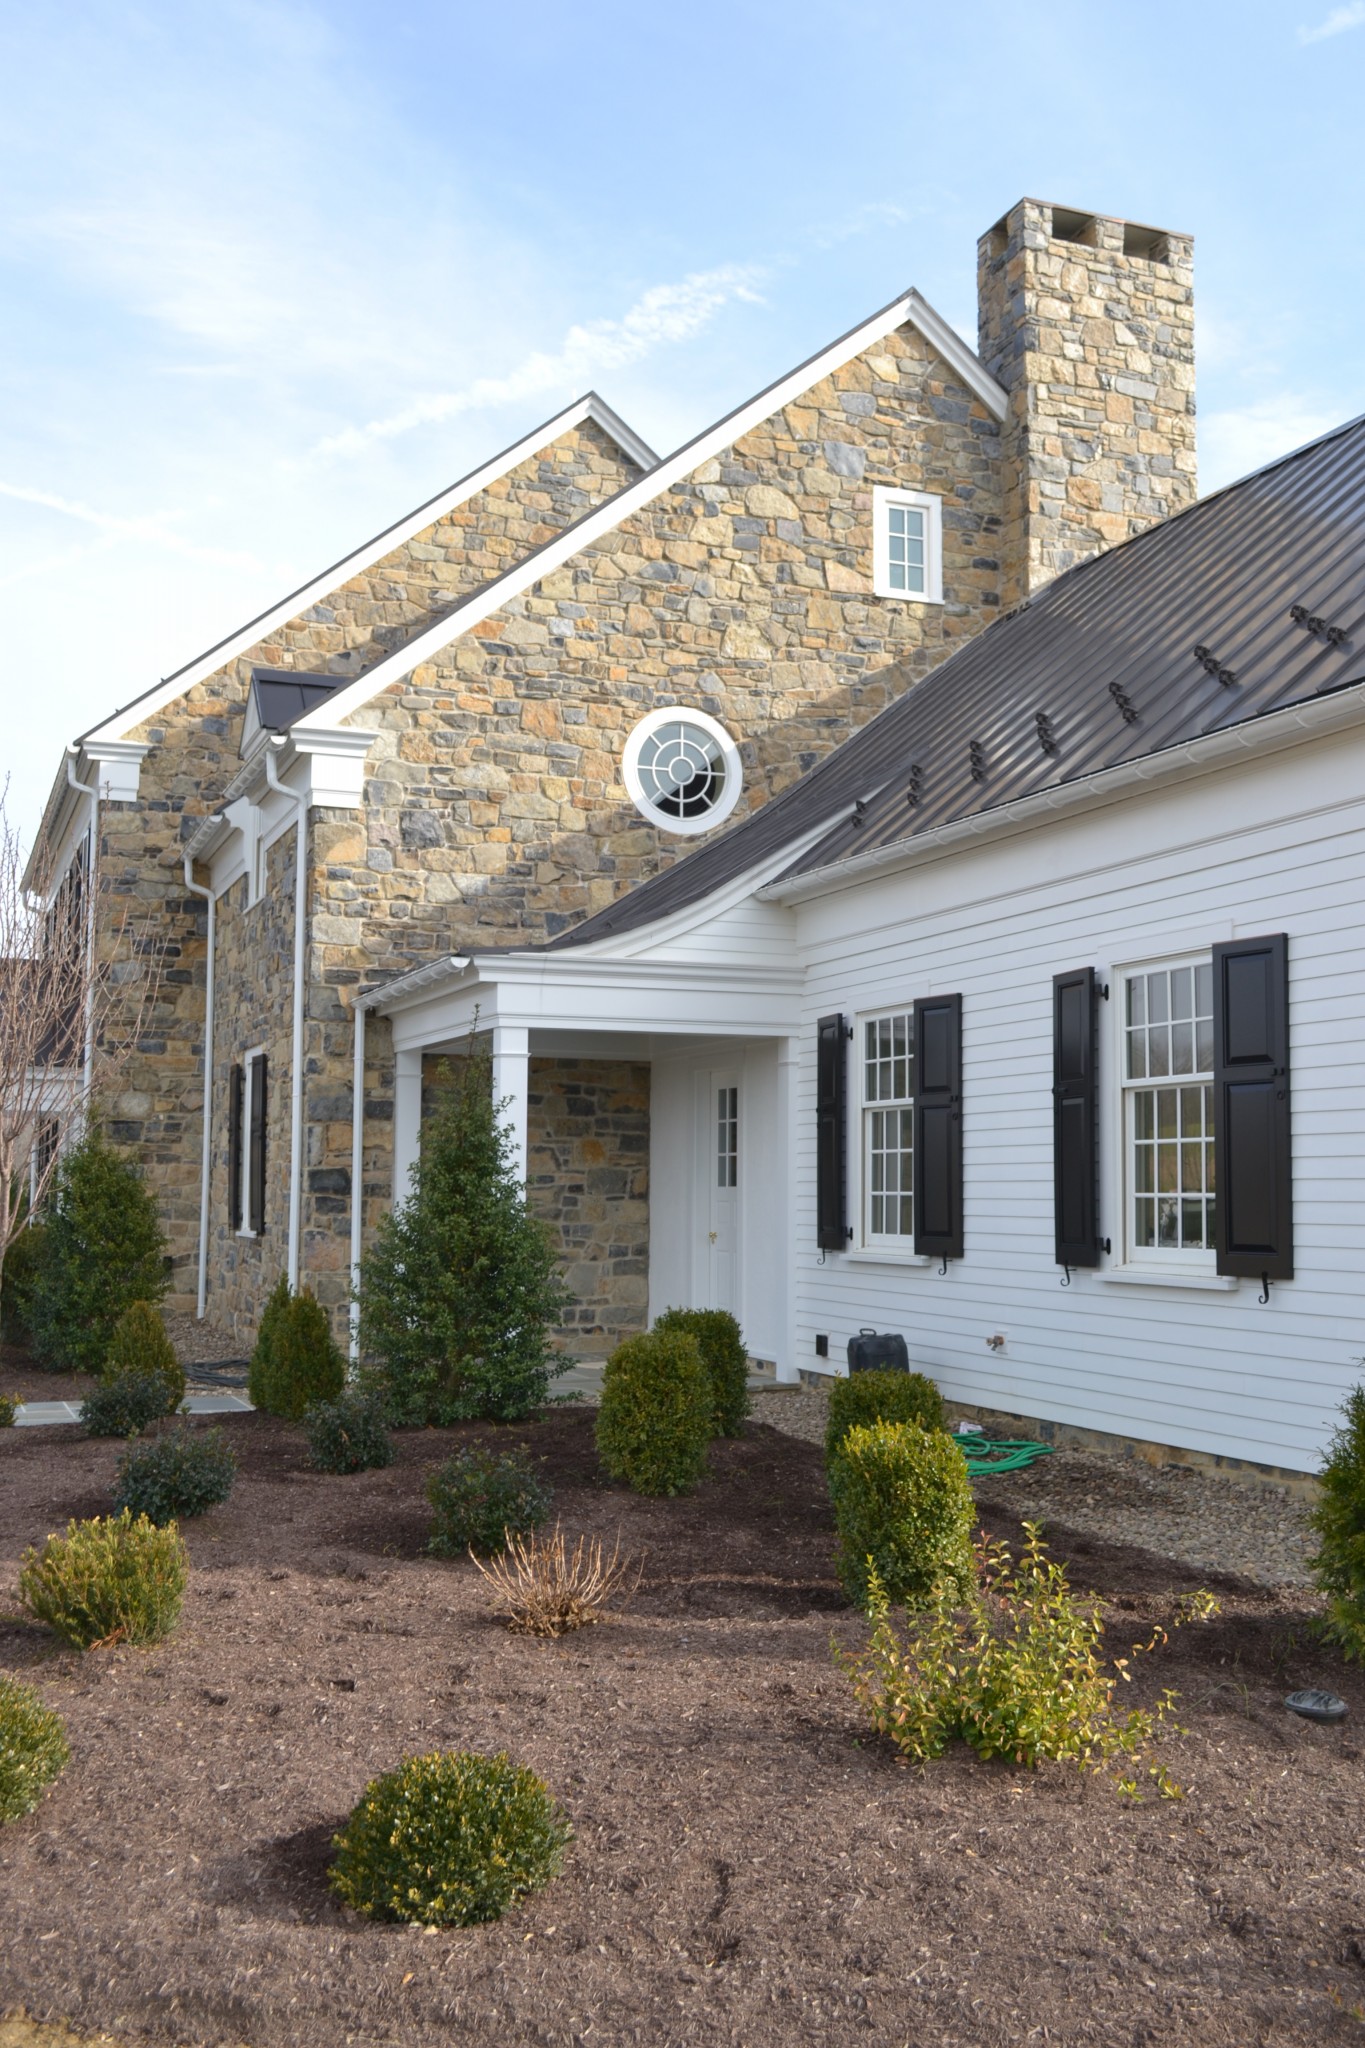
[851,1003,928,1263]
[872,486,943,605]
[622,705,743,838]
[1100,947,1226,1287]
[238,1043,266,1239]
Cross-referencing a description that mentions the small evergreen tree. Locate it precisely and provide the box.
[29,1127,167,1374]
[248,1273,292,1410]
[104,1300,186,1408]
[249,1280,345,1419]
[357,1047,568,1424]
[1311,1383,1365,1660]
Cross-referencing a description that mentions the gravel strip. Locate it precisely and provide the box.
[163,1310,249,1367]
[749,1384,1319,1592]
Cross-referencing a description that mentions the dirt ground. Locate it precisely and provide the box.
[1,1390,1363,2048]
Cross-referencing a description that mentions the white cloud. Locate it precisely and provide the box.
[1299,3,1365,42]
[0,481,268,572]
[312,264,768,459]
[1199,397,1343,491]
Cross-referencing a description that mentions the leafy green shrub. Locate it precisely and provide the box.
[80,1371,175,1439]
[595,1327,712,1497]
[28,1129,167,1373]
[0,1677,69,1824]
[0,1391,16,1428]
[103,1300,185,1408]
[829,1418,975,1611]
[357,1047,569,1425]
[113,1426,237,1523]
[427,1446,552,1557]
[249,1282,345,1420]
[652,1306,749,1437]
[1311,1383,1365,1659]
[18,1510,188,1649]
[0,1218,47,1345]
[305,1390,394,1475]
[330,1749,572,1926]
[825,1367,946,1465]
[836,1526,1218,1796]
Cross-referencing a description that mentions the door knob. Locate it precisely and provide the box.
[708,1230,717,1243]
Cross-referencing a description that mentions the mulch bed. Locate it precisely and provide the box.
[1,1398,1363,2048]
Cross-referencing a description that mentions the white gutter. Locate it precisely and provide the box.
[64,750,99,1118]
[758,682,1365,907]
[264,741,306,1289]
[182,853,216,1320]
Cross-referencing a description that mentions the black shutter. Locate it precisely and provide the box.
[1053,967,1100,1266]
[248,1052,268,1237]
[1213,934,1292,1280]
[816,1013,849,1250]
[228,1063,243,1233]
[913,994,963,1260]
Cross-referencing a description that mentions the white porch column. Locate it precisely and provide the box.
[393,1048,423,1205]
[491,1024,530,1186]
[776,1035,801,1382]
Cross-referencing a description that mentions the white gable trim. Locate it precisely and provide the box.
[80,393,657,749]
[292,289,1008,736]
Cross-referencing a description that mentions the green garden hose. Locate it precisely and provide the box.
[959,1436,1053,1477]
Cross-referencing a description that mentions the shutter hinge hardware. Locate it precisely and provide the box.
[1193,643,1239,688]
[844,1024,854,1041]
[1289,603,1348,647]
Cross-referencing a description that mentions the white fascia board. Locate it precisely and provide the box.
[293,291,1008,736]
[25,740,154,899]
[79,393,658,751]
[758,682,1365,907]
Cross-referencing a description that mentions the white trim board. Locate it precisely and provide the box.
[80,393,658,751]
[290,288,1008,737]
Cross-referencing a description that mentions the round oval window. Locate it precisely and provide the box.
[622,708,742,836]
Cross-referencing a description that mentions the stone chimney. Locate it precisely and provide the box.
[978,198,1196,607]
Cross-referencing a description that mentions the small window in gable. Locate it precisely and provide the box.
[872,487,943,605]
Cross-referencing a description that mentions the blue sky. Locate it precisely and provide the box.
[4,0,1364,850]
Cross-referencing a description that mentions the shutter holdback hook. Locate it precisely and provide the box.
[1258,1272,1271,1306]
[937,1254,948,1278]
[1061,1263,1072,1288]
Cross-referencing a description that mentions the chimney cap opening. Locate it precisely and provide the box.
[1122,221,1172,262]
[1050,208,1098,247]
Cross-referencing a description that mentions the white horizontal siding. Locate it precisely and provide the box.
[787,728,1365,1472]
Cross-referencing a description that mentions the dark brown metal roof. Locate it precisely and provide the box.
[249,669,344,732]
[551,410,1365,948]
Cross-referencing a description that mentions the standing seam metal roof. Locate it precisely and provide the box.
[549,410,1365,947]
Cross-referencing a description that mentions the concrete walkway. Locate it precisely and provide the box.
[11,1394,254,1428]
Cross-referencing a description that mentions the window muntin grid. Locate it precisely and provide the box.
[635,719,728,821]
[716,1086,737,1189]
[886,503,926,595]
[1123,962,1215,1253]
[862,1011,914,1241]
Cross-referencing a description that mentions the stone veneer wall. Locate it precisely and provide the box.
[203,836,298,1346]
[100,418,643,1309]
[977,198,1196,605]
[526,1057,650,1356]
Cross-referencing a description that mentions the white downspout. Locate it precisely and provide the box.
[349,995,367,1364]
[264,742,306,1290]
[64,750,99,1119]
[182,852,216,1321]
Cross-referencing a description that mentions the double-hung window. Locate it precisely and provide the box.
[1121,959,1215,1262]
[861,1009,915,1246]
[872,487,943,604]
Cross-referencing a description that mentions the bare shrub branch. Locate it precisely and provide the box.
[471,1523,643,1637]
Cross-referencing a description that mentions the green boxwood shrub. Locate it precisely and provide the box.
[427,1446,552,1557]
[18,1510,188,1649]
[113,1426,237,1523]
[0,1219,47,1345]
[249,1280,345,1420]
[829,1418,976,1612]
[1311,1383,1365,1659]
[103,1300,185,1409]
[305,1390,394,1475]
[329,1750,571,1926]
[356,1046,569,1425]
[595,1327,712,1497]
[28,1129,167,1373]
[652,1307,749,1437]
[0,1676,69,1824]
[825,1367,946,1466]
[81,1371,175,1439]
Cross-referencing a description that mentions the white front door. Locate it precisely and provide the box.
[703,1070,740,1316]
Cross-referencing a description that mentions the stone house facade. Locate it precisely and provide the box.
[30,199,1197,1357]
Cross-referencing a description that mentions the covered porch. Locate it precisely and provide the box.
[355,952,802,1373]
